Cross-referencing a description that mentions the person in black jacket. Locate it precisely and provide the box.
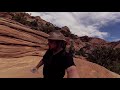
[31,31,79,78]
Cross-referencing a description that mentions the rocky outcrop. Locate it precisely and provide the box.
[0,17,49,58]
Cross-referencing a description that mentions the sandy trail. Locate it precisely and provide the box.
[0,56,120,78]
[0,56,43,78]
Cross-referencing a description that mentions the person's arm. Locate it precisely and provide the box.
[31,59,44,73]
[35,59,44,69]
[66,65,79,78]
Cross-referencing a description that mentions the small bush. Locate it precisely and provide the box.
[12,13,27,25]
[87,47,120,74]
[30,20,38,27]
[42,23,56,33]
[75,48,86,56]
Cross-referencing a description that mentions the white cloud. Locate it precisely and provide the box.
[110,37,120,42]
[27,12,120,39]
[114,38,120,41]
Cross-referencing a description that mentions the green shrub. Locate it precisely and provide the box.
[42,23,56,33]
[30,20,38,27]
[12,13,27,25]
[75,48,86,57]
[87,47,120,74]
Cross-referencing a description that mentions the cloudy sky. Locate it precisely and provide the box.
[27,12,120,42]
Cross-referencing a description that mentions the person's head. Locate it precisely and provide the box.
[48,31,66,50]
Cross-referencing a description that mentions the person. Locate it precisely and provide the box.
[31,31,79,78]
